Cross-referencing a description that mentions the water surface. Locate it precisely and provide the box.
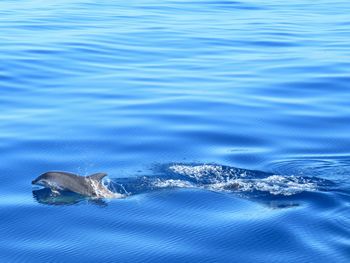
[1,0,350,262]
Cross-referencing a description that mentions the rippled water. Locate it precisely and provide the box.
[1,0,350,262]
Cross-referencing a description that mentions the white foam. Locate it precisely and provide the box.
[170,164,223,178]
[169,164,243,180]
[152,179,194,188]
[208,175,317,196]
[88,178,124,199]
[169,164,317,196]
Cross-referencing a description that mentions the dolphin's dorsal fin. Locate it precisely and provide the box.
[87,173,107,182]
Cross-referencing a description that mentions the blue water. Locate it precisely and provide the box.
[1,0,350,262]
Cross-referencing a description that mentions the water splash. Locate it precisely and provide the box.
[168,164,320,196]
[208,175,318,196]
[106,163,331,198]
[87,177,123,199]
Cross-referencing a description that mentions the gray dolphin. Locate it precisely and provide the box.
[32,171,120,198]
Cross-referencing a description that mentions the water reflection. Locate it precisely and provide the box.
[32,188,107,206]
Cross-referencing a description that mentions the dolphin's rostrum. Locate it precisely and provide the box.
[32,171,119,198]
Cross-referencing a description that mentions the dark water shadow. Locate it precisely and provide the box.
[32,188,107,207]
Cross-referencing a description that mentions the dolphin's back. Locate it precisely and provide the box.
[47,172,95,196]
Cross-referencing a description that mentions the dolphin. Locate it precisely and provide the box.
[32,171,121,198]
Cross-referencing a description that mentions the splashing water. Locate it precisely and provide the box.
[88,178,124,199]
[104,164,331,198]
[168,164,319,196]
[208,175,318,196]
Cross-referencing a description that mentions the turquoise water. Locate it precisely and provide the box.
[1,0,350,262]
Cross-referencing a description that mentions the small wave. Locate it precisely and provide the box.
[152,179,194,188]
[168,164,254,184]
[170,164,237,179]
[104,164,330,198]
[208,175,317,196]
[168,164,322,196]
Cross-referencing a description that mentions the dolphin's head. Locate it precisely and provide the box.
[32,172,59,188]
